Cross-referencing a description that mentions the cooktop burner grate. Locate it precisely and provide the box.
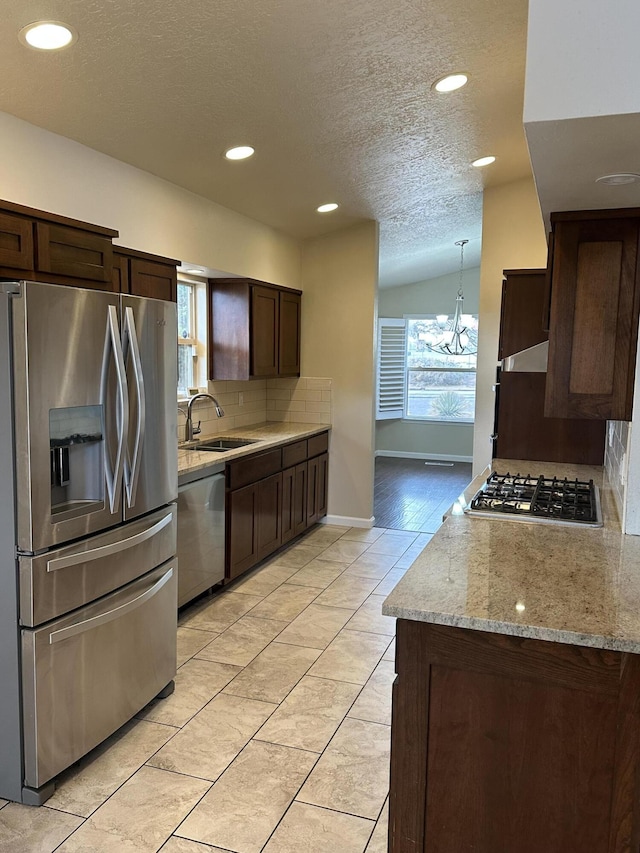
[468,471,600,524]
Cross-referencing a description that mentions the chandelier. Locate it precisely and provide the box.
[424,239,477,356]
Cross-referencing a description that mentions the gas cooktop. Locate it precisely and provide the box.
[464,471,603,527]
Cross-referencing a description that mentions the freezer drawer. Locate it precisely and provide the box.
[19,505,176,627]
[21,561,177,790]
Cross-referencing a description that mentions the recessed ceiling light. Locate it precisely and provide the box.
[472,156,496,168]
[184,268,203,275]
[432,73,469,93]
[596,173,640,186]
[19,21,77,50]
[224,146,255,161]
[317,203,339,213]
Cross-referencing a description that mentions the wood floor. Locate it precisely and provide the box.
[374,457,473,532]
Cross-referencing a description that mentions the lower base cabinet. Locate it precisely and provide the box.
[257,472,283,561]
[389,620,640,853]
[227,484,258,581]
[226,433,329,581]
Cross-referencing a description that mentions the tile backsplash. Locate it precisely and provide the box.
[266,377,332,424]
[178,377,332,439]
[604,420,629,524]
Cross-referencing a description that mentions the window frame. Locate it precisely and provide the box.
[177,275,207,400]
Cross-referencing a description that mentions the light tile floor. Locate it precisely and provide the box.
[0,524,433,853]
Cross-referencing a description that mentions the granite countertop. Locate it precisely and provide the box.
[382,458,640,653]
[178,421,331,480]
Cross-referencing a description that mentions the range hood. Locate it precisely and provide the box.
[501,340,548,373]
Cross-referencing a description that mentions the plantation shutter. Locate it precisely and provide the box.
[376,318,407,419]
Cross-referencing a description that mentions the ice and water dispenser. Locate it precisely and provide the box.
[49,406,104,519]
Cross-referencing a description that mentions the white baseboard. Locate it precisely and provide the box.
[322,515,375,529]
[375,450,473,463]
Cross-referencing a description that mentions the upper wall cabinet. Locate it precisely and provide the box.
[208,278,302,381]
[545,209,640,420]
[113,247,178,301]
[0,200,118,289]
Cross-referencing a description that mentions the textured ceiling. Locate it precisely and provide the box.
[0,0,533,287]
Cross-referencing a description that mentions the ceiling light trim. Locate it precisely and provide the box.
[471,155,496,168]
[432,72,469,93]
[224,146,255,161]
[19,21,77,50]
[595,173,640,186]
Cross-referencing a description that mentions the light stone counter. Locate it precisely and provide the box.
[178,421,331,482]
[382,458,640,653]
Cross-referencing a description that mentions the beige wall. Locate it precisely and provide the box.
[301,222,379,525]
[0,110,301,286]
[473,177,548,474]
[377,267,480,460]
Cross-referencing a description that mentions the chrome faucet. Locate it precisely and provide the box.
[185,393,225,442]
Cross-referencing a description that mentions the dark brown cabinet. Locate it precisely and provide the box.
[0,211,34,271]
[496,268,605,465]
[227,483,259,581]
[389,620,640,853]
[113,247,178,301]
[0,200,118,289]
[35,222,113,285]
[545,209,640,420]
[225,432,329,581]
[208,278,302,380]
[256,472,283,560]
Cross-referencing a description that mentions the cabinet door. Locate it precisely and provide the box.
[307,456,319,525]
[281,467,296,545]
[293,462,308,536]
[279,290,301,376]
[35,222,114,285]
[316,453,328,519]
[545,217,640,420]
[251,285,279,377]
[498,270,547,360]
[227,483,258,580]
[257,472,282,561]
[130,258,177,301]
[390,620,640,853]
[0,212,34,271]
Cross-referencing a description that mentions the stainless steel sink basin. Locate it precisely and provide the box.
[187,438,258,452]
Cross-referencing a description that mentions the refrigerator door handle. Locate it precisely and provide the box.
[122,306,146,508]
[101,305,129,513]
[48,567,173,645]
[45,511,173,573]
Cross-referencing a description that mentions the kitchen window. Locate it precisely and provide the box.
[177,276,207,399]
[376,315,478,423]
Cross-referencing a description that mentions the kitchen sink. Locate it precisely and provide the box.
[187,438,259,452]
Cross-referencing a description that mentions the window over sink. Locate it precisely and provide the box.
[177,276,207,399]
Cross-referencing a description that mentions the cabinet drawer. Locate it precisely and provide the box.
[308,432,329,458]
[227,448,283,490]
[282,439,308,468]
[36,222,113,283]
[0,212,34,270]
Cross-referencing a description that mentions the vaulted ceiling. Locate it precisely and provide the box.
[0,0,533,286]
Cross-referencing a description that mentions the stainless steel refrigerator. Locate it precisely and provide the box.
[0,280,178,805]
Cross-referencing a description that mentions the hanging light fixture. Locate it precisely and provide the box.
[424,239,477,356]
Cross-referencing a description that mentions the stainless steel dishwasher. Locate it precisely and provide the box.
[177,469,225,608]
